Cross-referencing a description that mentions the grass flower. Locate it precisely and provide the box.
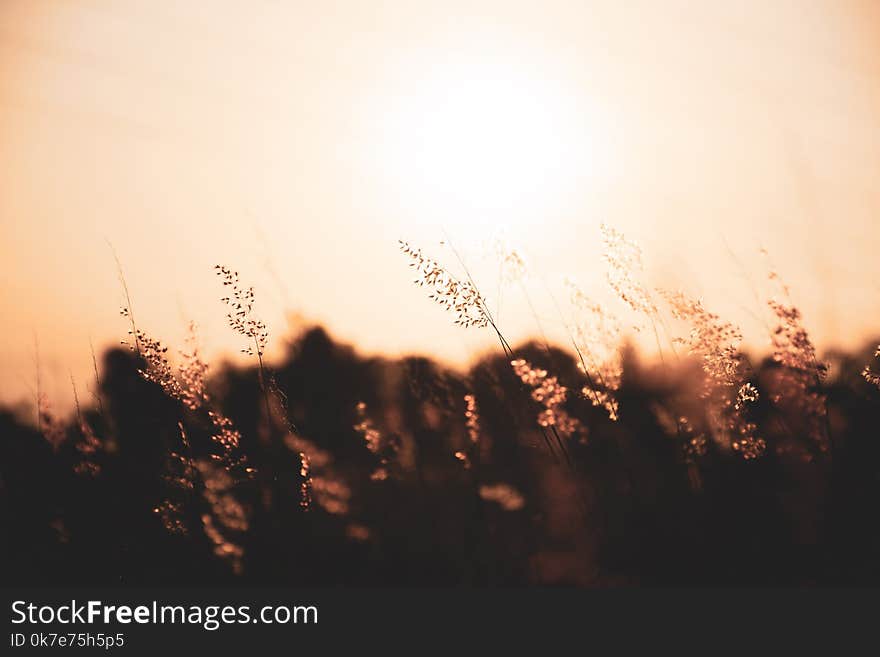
[478,483,525,511]
[215,265,269,357]
[464,393,480,444]
[299,452,312,511]
[453,393,481,469]
[600,223,657,317]
[765,260,829,451]
[511,359,584,440]
[197,458,248,574]
[70,377,102,476]
[354,401,399,481]
[659,289,763,458]
[863,346,880,389]
[492,238,527,285]
[566,279,622,421]
[133,323,252,476]
[398,240,490,328]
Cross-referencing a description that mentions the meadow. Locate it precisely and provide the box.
[3,226,880,587]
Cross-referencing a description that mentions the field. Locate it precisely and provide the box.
[3,229,880,588]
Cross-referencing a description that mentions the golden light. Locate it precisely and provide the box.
[373,52,612,238]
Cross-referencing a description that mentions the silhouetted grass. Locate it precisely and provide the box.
[3,229,880,587]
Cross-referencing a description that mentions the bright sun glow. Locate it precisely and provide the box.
[375,54,611,237]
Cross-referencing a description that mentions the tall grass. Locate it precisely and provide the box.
[13,223,880,586]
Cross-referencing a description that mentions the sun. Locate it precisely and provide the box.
[373,52,610,240]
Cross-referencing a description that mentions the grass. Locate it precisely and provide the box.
[3,224,880,587]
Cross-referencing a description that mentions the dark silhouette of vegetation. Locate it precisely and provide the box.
[3,325,880,587]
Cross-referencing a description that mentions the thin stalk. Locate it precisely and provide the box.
[89,338,106,419]
[254,336,275,437]
[33,335,42,435]
[70,372,82,426]
[109,243,141,357]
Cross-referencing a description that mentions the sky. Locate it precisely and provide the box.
[1,0,880,409]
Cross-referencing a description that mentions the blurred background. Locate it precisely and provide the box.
[2,1,880,409]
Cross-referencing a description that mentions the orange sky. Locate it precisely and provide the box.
[2,1,880,409]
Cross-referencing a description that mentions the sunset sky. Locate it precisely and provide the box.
[2,0,879,409]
